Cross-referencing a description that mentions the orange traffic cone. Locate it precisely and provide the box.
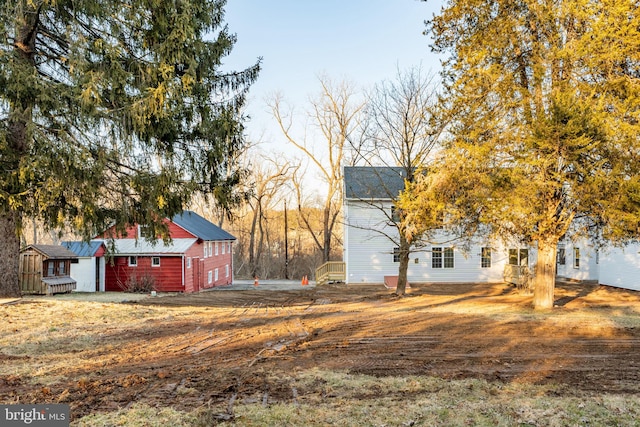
[254,276,259,287]
[301,275,306,286]
[304,275,309,286]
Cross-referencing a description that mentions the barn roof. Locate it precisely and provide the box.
[108,238,198,255]
[61,241,104,257]
[171,211,236,241]
[344,166,407,200]
[23,245,79,260]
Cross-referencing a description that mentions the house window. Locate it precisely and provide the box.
[557,247,566,265]
[432,248,442,268]
[152,257,161,267]
[215,268,219,281]
[225,264,229,277]
[391,206,401,222]
[443,248,454,268]
[209,242,213,257]
[222,242,225,255]
[208,271,213,284]
[481,247,491,268]
[47,262,55,277]
[215,242,219,256]
[128,256,138,267]
[203,243,208,258]
[433,247,454,269]
[228,242,231,253]
[58,261,66,275]
[508,249,529,266]
[187,257,191,268]
[393,247,400,263]
[574,247,580,268]
[139,225,155,239]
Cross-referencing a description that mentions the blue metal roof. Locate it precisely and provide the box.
[61,241,104,257]
[172,211,236,241]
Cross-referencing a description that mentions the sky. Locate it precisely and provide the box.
[222,0,444,149]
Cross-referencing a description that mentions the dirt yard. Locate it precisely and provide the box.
[1,280,639,423]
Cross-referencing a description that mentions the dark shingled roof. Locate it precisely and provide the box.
[344,166,407,200]
[172,211,236,241]
[25,244,79,260]
[61,241,104,257]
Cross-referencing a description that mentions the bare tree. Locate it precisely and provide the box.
[242,154,293,278]
[270,76,365,263]
[354,66,446,295]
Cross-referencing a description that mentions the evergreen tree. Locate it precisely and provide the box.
[0,0,260,297]
[406,0,640,309]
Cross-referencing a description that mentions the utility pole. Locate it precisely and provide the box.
[284,201,289,279]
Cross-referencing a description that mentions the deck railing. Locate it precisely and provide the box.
[315,261,346,286]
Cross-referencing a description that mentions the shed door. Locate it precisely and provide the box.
[95,258,100,291]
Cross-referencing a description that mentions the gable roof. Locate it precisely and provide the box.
[61,241,105,257]
[344,166,407,200]
[171,211,236,241]
[23,244,78,260]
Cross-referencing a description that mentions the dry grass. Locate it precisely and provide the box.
[75,371,640,426]
[1,283,639,426]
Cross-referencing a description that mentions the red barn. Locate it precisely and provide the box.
[100,211,235,293]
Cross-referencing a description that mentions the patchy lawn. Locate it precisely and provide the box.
[1,281,639,426]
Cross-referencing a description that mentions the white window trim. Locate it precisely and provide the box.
[203,242,208,258]
[214,268,219,281]
[187,257,192,268]
[573,247,580,269]
[481,247,491,268]
[443,247,454,269]
[152,257,161,267]
[432,247,454,269]
[207,270,213,284]
[128,256,138,267]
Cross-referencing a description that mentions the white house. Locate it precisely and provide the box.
[343,166,602,287]
[61,241,106,292]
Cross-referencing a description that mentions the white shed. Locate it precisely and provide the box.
[61,241,106,292]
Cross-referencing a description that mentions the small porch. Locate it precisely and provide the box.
[315,261,346,286]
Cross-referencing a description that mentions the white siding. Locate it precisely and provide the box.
[70,258,96,292]
[344,201,397,284]
[69,257,105,292]
[344,200,514,284]
[556,239,599,282]
[599,244,640,291]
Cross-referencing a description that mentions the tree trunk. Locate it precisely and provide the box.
[0,2,40,297]
[322,206,331,263]
[0,211,22,297]
[533,239,558,310]
[395,234,411,296]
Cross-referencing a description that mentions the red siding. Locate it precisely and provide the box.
[98,218,234,293]
[97,220,196,239]
[182,241,233,292]
[105,256,184,292]
[94,245,106,257]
